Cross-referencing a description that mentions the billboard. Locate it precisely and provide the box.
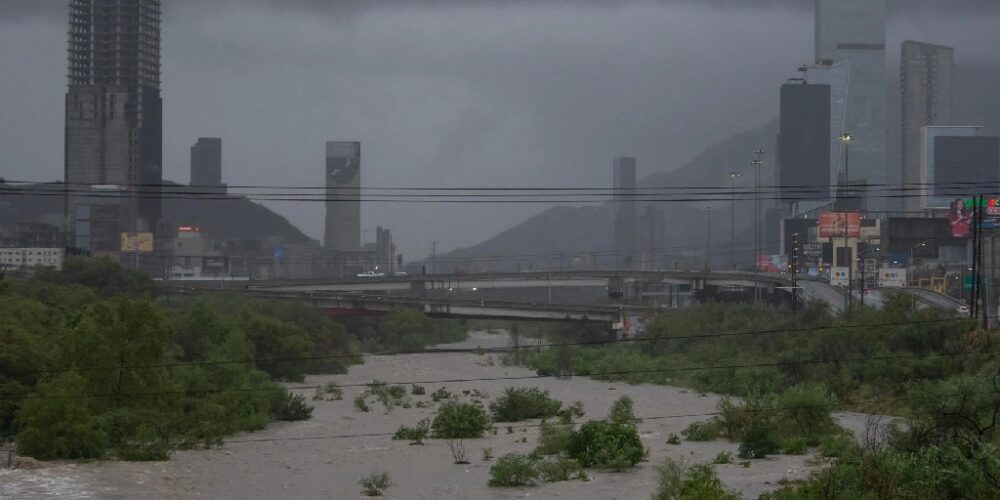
[759,255,787,273]
[830,267,849,286]
[878,269,907,288]
[819,212,861,238]
[120,232,154,253]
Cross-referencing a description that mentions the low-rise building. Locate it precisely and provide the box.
[0,248,66,271]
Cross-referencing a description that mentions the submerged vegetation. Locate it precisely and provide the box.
[0,257,455,461]
[501,298,1000,497]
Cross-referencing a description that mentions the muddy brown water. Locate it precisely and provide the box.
[1,331,870,499]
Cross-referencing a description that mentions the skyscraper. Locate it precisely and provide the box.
[920,126,999,209]
[901,41,955,212]
[778,81,832,210]
[613,157,638,269]
[324,142,361,251]
[65,0,163,237]
[190,138,225,194]
[815,0,887,211]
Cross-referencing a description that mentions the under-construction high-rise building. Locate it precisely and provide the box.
[901,41,954,212]
[65,0,163,247]
[324,142,362,251]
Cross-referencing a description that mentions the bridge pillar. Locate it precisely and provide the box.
[410,280,427,297]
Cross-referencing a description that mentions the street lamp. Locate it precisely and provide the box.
[751,149,766,306]
[839,133,854,311]
[909,239,933,313]
[728,171,741,271]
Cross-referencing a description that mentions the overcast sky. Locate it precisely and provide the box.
[1,0,998,259]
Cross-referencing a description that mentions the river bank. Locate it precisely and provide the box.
[1,330,869,499]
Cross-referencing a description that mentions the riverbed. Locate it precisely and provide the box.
[1,331,868,499]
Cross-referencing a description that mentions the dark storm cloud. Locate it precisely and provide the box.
[4,0,1000,20]
[1,0,999,259]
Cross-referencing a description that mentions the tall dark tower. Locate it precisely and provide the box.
[613,157,638,269]
[324,142,362,251]
[65,0,163,243]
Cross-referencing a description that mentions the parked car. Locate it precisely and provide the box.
[357,271,385,278]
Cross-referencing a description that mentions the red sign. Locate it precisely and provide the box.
[950,199,972,238]
[819,212,861,238]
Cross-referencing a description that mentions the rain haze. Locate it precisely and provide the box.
[7,2,1000,499]
[2,0,998,258]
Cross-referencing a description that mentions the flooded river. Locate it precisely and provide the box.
[1,331,868,499]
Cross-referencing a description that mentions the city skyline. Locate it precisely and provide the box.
[1,1,999,259]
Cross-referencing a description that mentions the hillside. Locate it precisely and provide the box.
[433,120,779,272]
[0,182,313,244]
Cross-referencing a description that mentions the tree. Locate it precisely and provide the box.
[16,373,107,460]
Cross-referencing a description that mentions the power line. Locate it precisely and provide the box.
[6,178,999,193]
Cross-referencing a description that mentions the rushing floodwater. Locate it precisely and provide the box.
[1,331,870,499]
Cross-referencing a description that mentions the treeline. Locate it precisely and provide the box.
[519,298,983,410]
[510,298,1000,496]
[0,257,459,461]
[341,310,467,353]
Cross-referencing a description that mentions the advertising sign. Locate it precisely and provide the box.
[830,267,849,286]
[801,243,823,257]
[819,212,861,238]
[120,232,154,252]
[950,199,973,238]
[758,255,787,273]
[878,269,907,288]
[615,314,646,340]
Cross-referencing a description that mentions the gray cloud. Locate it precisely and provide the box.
[1,0,999,259]
[4,0,1000,20]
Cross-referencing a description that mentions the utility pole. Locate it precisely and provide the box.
[750,149,765,306]
[705,206,714,270]
[431,241,437,275]
[791,232,799,313]
[728,171,741,271]
[840,133,854,312]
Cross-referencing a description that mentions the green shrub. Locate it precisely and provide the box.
[666,433,681,445]
[353,395,371,412]
[713,450,733,464]
[819,435,858,458]
[652,459,740,500]
[682,419,722,441]
[681,464,740,499]
[536,457,588,482]
[431,387,453,402]
[535,419,575,456]
[559,401,586,420]
[313,382,343,401]
[367,380,407,412]
[14,374,107,460]
[490,387,563,422]
[411,384,426,396]
[738,420,780,459]
[488,452,539,487]
[778,384,838,441]
[432,402,491,439]
[608,395,640,425]
[782,437,808,455]
[567,421,645,470]
[360,471,391,496]
[271,392,314,421]
[392,419,430,444]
